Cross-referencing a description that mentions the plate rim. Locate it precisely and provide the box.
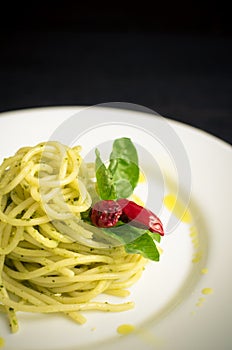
[0,105,232,350]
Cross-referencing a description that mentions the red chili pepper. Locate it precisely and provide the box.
[117,198,164,236]
[91,200,122,228]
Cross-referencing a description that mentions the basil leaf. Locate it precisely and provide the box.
[148,232,161,243]
[80,207,92,223]
[110,137,139,168]
[95,149,116,200]
[95,138,139,200]
[103,223,144,244]
[102,224,160,262]
[125,233,160,261]
[109,138,139,198]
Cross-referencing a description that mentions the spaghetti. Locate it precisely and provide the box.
[0,141,147,333]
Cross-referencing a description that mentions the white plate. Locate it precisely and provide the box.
[0,105,231,350]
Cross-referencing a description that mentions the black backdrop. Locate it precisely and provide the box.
[0,1,231,144]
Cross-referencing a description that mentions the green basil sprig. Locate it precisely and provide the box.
[95,137,139,200]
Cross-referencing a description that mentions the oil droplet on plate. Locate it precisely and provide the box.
[189,225,202,263]
[138,171,146,183]
[190,226,198,237]
[117,324,135,335]
[192,251,202,263]
[196,297,206,307]
[201,268,208,275]
[202,288,213,295]
[163,194,192,223]
[0,337,5,348]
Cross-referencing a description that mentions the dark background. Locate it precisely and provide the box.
[0,1,232,144]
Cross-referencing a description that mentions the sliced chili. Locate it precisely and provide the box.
[91,200,122,228]
[117,198,164,236]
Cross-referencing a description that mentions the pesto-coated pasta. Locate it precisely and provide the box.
[0,141,147,333]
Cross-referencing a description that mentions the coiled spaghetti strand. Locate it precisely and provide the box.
[0,295,134,314]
